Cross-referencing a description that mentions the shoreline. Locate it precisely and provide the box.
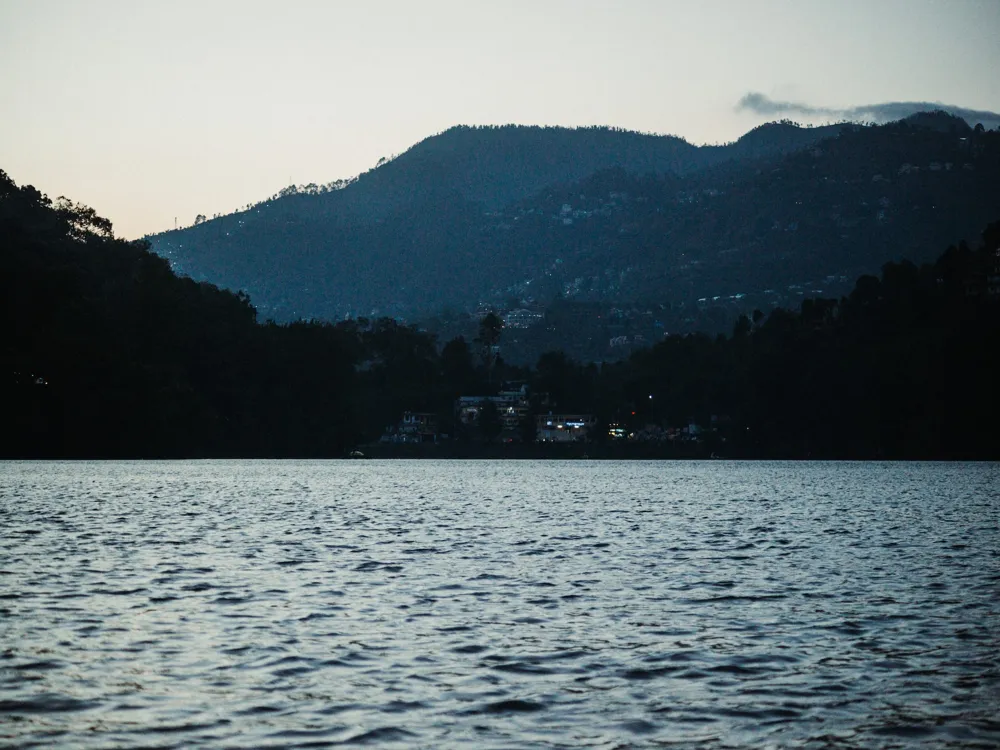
[3,445,995,461]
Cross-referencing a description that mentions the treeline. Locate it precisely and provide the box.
[617,232,1000,459]
[188,176,359,229]
[3,169,998,458]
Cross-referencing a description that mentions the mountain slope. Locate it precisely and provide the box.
[149,123,844,318]
[483,116,997,306]
[148,117,998,323]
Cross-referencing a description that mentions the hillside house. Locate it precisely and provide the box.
[457,384,532,430]
[380,412,439,444]
[536,414,596,443]
[503,308,545,329]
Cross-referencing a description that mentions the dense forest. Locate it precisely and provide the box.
[3,168,998,459]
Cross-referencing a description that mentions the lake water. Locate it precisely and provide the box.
[1,460,998,749]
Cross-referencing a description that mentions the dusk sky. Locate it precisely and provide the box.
[2,0,998,239]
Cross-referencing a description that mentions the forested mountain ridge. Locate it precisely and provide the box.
[148,114,997,326]
[482,115,999,309]
[148,121,845,318]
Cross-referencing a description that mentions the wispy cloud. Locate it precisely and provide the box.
[736,92,1000,128]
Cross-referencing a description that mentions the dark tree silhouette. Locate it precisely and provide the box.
[477,400,503,444]
[475,312,504,382]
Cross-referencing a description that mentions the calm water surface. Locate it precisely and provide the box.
[1,460,998,748]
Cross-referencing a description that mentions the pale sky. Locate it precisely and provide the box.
[1,0,997,239]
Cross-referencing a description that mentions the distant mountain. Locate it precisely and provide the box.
[901,110,976,133]
[469,119,1000,362]
[724,120,849,160]
[245,123,844,225]
[148,118,998,324]
[149,123,843,317]
[483,117,997,303]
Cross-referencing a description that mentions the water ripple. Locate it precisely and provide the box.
[1,459,998,748]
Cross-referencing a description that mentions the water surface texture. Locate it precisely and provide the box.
[2,460,998,748]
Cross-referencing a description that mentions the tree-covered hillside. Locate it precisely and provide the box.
[483,115,1000,313]
[148,121,847,320]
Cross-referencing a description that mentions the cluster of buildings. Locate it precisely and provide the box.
[455,383,533,432]
[378,383,730,446]
[379,411,440,445]
[609,422,713,443]
[379,383,596,445]
[473,304,546,331]
[503,308,545,329]
[380,410,718,446]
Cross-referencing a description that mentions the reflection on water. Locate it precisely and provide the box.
[1,460,998,748]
